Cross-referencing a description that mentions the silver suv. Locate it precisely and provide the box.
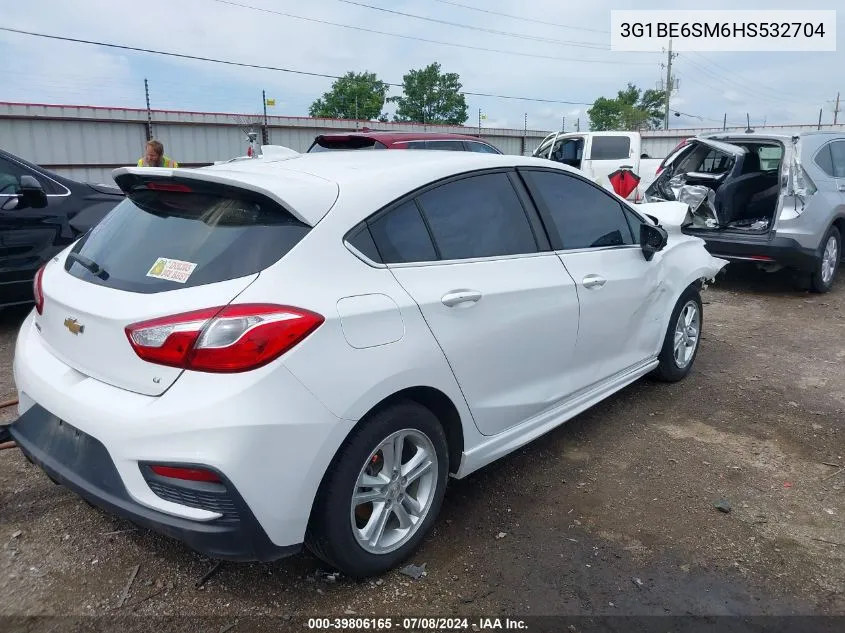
[645,131,845,292]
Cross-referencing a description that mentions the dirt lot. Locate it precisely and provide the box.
[1,265,844,626]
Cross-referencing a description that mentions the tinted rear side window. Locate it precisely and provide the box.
[425,141,466,151]
[815,144,835,176]
[416,173,538,260]
[64,185,310,293]
[467,142,500,154]
[590,136,631,160]
[830,141,845,178]
[522,170,634,249]
[367,201,437,263]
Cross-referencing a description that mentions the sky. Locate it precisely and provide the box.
[0,0,842,133]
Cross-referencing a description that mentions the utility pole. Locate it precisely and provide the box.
[561,116,565,131]
[355,94,359,130]
[522,113,527,155]
[478,108,482,136]
[662,38,677,130]
[261,90,269,145]
[576,118,580,132]
[818,108,823,130]
[834,92,841,125]
[722,113,727,130]
[144,78,153,141]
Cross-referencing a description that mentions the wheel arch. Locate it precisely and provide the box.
[829,215,845,253]
[305,385,467,536]
[360,386,465,475]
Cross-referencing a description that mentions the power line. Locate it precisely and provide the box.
[678,54,812,107]
[686,52,796,102]
[0,29,724,124]
[331,0,609,50]
[0,27,593,105]
[206,0,652,64]
[430,0,611,34]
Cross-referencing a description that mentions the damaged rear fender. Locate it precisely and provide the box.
[665,239,729,292]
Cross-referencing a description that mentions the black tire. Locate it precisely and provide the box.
[809,226,841,294]
[305,401,449,579]
[650,285,703,383]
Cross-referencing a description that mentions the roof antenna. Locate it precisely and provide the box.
[745,113,754,134]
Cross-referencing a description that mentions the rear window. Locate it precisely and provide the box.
[308,137,388,152]
[64,183,310,293]
[589,136,631,160]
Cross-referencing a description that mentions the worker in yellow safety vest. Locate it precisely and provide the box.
[138,140,179,167]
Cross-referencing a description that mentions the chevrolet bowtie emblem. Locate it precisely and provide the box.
[63,318,84,335]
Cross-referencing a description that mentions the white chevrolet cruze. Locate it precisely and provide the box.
[11,150,726,578]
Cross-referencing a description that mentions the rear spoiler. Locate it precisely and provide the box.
[111,166,339,227]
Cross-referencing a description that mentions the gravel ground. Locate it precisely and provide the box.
[1,264,843,627]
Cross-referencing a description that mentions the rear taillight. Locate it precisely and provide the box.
[125,304,324,373]
[33,264,46,315]
[655,165,664,175]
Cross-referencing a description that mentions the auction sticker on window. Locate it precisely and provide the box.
[146,257,197,283]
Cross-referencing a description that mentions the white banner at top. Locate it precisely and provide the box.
[610,10,837,52]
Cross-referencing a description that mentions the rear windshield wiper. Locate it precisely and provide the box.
[67,252,109,280]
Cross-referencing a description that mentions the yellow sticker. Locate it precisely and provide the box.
[146,257,197,283]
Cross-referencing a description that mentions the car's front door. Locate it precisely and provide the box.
[0,155,72,305]
[366,170,581,436]
[519,168,666,386]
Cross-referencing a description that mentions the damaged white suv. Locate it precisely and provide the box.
[11,151,725,578]
[646,132,845,292]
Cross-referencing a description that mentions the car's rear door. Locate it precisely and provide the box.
[519,167,666,384]
[362,170,581,436]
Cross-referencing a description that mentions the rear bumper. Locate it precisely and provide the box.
[10,405,300,562]
[684,231,819,272]
[12,310,353,553]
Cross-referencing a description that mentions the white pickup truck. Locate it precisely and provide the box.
[531,131,664,201]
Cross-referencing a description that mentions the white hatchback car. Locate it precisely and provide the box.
[10,151,726,578]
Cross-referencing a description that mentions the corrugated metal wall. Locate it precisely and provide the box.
[0,102,549,184]
[5,103,843,183]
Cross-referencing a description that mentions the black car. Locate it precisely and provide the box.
[0,150,124,308]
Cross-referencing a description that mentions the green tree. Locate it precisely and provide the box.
[388,62,468,125]
[309,71,389,120]
[587,83,667,131]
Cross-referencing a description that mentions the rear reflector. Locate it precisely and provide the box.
[125,304,324,372]
[149,465,221,483]
[749,255,774,261]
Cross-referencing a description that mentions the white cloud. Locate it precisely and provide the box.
[0,0,841,132]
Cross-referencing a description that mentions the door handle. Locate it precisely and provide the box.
[441,290,482,308]
[582,275,606,289]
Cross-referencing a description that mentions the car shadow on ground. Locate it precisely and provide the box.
[710,261,844,297]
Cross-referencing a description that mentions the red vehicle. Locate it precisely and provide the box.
[307,130,502,154]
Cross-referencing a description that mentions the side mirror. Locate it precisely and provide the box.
[640,222,668,261]
[17,175,48,209]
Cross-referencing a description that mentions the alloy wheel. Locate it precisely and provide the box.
[350,429,438,554]
[673,300,700,369]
